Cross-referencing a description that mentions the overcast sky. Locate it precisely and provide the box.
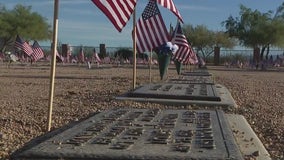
[1,0,283,47]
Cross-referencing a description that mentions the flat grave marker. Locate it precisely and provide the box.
[117,83,237,108]
[167,76,214,84]
[128,83,221,102]
[181,71,212,76]
[12,109,243,160]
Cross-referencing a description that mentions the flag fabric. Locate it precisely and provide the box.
[136,0,169,53]
[14,35,33,56]
[197,55,205,66]
[186,46,198,65]
[0,52,4,61]
[91,0,137,32]
[55,49,64,62]
[171,22,197,64]
[78,46,85,63]
[31,41,44,61]
[94,52,101,63]
[50,43,63,62]
[156,0,183,23]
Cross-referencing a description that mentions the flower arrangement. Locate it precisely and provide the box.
[157,42,179,56]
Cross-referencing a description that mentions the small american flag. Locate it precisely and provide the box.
[50,43,64,62]
[15,35,33,56]
[91,0,137,32]
[78,46,85,63]
[31,41,44,61]
[55,49,64,62]
[156,0,183,23]
[171,22,197,64]
[136,0,169,53]
[94,52,101,63]
[186,46,198,65]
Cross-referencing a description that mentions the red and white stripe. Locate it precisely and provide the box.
[136,0,169,53]
[15,35,33,56]
[156,0,183,23]
[54,49,64,62]
[22,42,33,56]
[185,46,198,65]
[31,41,44,61]
[172,22,197,64]
[92,0,136,32]
[94,52,101,63]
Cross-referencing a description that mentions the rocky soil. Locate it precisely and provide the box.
[0,63,283,159]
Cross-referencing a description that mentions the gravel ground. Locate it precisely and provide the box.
[0,63,283,159]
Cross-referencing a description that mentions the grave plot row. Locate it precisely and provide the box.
[11,69,271,160]
[117,69,237,108]
[11,109,243,160]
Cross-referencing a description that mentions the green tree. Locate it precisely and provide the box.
[183,24,235,62]
[0,4,51,52]
[222,3,284,60]
[114,48,133,60]
[272,3,284,48]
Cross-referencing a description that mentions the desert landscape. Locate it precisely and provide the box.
[0,62,283,159]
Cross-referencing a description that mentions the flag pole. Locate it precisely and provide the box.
[47,0,59,131]
[149,49,152,83]
[132,8,137,90]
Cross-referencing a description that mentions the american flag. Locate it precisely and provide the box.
[91,0,137,32]
[14,35,33,56]
[94,52,101,63]
[156,0,183,23]
[31,41,44,61]
[55,49,64,62]
[136,0,169,53]
[186,46,198,65]
[171,22,198,64]
[78,46,85,63]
